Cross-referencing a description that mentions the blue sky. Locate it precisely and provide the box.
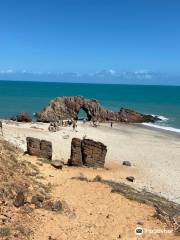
[0,0,180,84]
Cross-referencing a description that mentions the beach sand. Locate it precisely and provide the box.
[23,155,176,240]
[1,120,180,204]
[0,120,180,239]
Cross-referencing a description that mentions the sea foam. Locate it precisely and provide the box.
[142,115,180,133]
[158,115,169,121]
[142,122,180,133]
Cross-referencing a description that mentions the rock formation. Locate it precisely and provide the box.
[51,160,63,169]
[36,96,160,123]
[68,138,107,168]
[82,139,107,168]
[118,108,158,123]
[11,112,32,122]
[122,161,132,167]
[13,191,25,207]
[26,137,52,160]
[69,138,83,166]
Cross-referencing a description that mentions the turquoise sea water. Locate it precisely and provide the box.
[0,81,180,132]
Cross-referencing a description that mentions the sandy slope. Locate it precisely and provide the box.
[22,155,176,240]
[1,120,180,204]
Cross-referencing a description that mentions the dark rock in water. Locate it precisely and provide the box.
[35,96,160,123]
[11,112,32,122]
[122,161,131,167]
[14,191,25,207]
[126,176,135,182]
[118,108,160,123]
[10,116,17,121]
[51,160,63,169]
[68,138,107,168]
[26,137,52,160]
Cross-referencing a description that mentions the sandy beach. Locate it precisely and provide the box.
[1,1,180,238]
[1,120,180,204]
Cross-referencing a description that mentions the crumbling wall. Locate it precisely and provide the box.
[26,137,52,160]
[68,138,107,168]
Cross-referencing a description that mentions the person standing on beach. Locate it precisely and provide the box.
[110,122,113,128]
[83,118,86,124]
[72,121,75,131]
[72,120,77,131]
[0,121,3,136]
[92,118,97,127]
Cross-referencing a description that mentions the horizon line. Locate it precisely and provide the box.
[0,79,180,87]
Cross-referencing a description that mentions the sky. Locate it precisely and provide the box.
[0,0,180,84]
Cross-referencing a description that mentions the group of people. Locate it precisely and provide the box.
[48,117,114,133]
[48,118,78,132]
[63,119,77,131]
[83,117,114,128]
[0,118,114,137]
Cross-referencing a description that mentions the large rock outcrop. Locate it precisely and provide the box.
[69,138,83,166]
[68,138,107,168]
[11,112,32,122]
[118,108,159,123]
[26,137,52,160]
[36,96,160,123]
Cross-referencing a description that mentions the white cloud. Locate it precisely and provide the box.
[0,69,14,74]
[109,69,116,75]
[0,69,159,81]
[134,70,149,74]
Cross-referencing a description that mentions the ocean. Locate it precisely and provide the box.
[0,80,180,132]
